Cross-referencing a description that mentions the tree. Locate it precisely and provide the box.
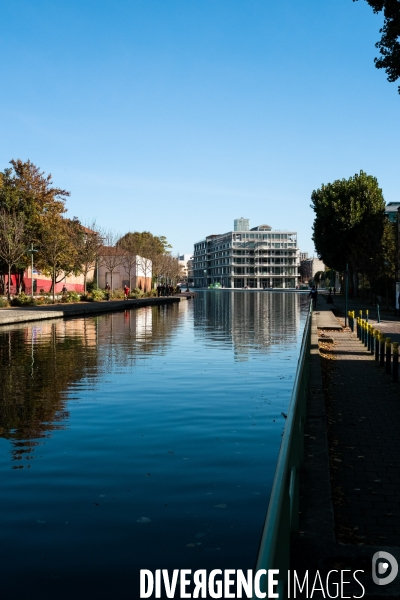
[311,171,387,295]
[36,214,81,303]
[117,231,172,291]
[353,1,400,93]
[0,210,27,299]
[0,160,70,290]
[75,221,104,294]
[121,250,138,290]
[100,231,124,291]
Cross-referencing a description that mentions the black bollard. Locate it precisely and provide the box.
[393,342,398,383]
[375,331,380,361]
[380,334,385,367]
[386,338,392,375]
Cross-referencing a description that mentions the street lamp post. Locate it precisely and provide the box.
[345,262,348,327]
[204,269,207,288]
[27,243,38,299]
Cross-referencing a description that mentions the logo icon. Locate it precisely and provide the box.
[372,551,398,586]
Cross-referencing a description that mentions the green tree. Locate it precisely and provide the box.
[118,231,172,291]
[353,1,400,93]
[36,214,81,302]
[0,210,27,299]
[0,160,70,289]
[311,171,387,295]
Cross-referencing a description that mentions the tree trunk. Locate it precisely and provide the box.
[7,264,11,300]
[53,269,56,304]
[84,273,87,295]
[111,271,113,291]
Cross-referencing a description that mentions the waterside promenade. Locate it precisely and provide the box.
[291,293,400,598]
[0,292,195,327]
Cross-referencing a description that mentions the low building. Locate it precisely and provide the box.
[98,248,152,291]
[178,254,193,282]
[193,220,300,288]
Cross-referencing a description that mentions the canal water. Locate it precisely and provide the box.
[0,291,309,599]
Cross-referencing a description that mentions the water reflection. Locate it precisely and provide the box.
[193,291,303,359]
[0,304,182,465]
[0,293,309,600]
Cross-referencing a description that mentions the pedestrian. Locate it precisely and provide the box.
[105,281,111,301]
[124,285,130,300]
[308,285,318,309]
[62,284,67,295]
[333,286,336,295]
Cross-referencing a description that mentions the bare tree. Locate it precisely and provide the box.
[121,250,138,290]
[0,210,27,299]
[163,254,182,285]
[100,231,124,291]
[76,221,104,294]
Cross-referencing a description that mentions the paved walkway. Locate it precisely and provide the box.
[291,305,400,598]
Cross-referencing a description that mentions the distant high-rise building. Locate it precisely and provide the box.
[234,217,250,232]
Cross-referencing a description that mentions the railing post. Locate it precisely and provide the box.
[375,330,380,361]
[386,338,392,375]
[380,333,385,367]
[393,342,398,383]
[370,327,375,354]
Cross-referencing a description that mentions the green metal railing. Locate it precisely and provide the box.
[253,304,312,599]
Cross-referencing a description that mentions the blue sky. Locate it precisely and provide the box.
[1,0,399,256]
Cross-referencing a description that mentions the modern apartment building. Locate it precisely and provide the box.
[193,220,300,288]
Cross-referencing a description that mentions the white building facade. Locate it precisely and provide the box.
[193,221,300,289]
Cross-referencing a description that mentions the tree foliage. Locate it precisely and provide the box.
[353,0,400,92]
[311,171,390,294]
[36,214,82,302]
[0,210,27,299]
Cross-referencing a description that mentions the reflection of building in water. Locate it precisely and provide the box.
[193,291,304,360]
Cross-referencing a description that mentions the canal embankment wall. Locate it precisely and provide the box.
[0,293,195,327]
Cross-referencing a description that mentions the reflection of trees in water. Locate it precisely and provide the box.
[193,291,307,360]
[0,303,183,465]
[0,320,98,467]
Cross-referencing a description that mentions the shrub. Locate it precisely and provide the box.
[111,288,124,299]
[91,288,105,301]
[0,297,9,308]
[86,279,97,293]
[144,289,157,297]
[129,287,144,299]
[64,291,81,303]
[10,293,35,307]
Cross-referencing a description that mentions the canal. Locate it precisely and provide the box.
[0,291,309,599]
